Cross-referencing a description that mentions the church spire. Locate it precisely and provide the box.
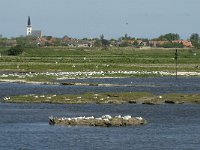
[26,16,32,36]
[27,16,31,26]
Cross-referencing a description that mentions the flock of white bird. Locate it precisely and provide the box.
[0,70,176,80]
[53,115,143,122]
[3,97,10,101]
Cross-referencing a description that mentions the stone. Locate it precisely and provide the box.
[49,115,147,127]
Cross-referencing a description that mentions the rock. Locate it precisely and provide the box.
[107,94,119,97]
[142,101,157,105]
[61,82,75,85]
[49,115,147,127]
[49,116,55,125]
[128,100,137,104]
[194,100,200,103]
[165,100,175,104]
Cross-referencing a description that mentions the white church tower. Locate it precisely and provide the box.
[26,16,32,36]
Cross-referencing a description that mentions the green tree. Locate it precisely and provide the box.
[102,39,110,48]
[46,36,53,40]
[94,39,101,47]
[16,36,37,48]
[121,33,133,40]
[120,41,131,47]
[133,40,139,47]
[190,33,199,41]
[190,33,200,48]
[0,38,7,46]
[160,42,184,48]
[100,34,110,48]
[158,33,180,41]
[7,45,24,56]
[100,34,104,43]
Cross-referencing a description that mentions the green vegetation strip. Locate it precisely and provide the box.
[3,92,200,104]
[0,47,200,71]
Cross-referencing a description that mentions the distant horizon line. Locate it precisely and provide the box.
[1,33,198,40]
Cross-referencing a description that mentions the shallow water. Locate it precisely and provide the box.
[1,77,200,99]
[0,103,200,150]
[1,77,200,149]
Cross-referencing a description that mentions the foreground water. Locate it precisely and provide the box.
[0,103,200,150]
[1,77,200,149]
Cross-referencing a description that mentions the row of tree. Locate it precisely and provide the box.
[93,33,200,48]
[1,33,200,55]
[158,33,200,48]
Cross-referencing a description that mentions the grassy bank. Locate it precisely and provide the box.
[3,92,200,104]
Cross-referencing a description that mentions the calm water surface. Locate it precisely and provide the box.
[1,77,200,99]
[0,103,200,150]
[0,77,200,149]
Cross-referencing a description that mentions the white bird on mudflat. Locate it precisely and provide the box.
[3,97,10,101]
[136,117,143,120]
[115,115,122,118]
[76,117,85,120]
[123,115,131,120]
[85,116,94,120]
[102,115,112,119]
[67,118,71,121]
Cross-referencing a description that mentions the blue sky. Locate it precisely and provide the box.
[0,0,199,39]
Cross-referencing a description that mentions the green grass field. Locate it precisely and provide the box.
[0,47,200,81]
[1,47,200,104]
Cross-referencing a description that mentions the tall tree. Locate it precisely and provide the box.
[94,38,101,47]
[190,33,200,48]
[100,34,110,48]
[158,33,180,41]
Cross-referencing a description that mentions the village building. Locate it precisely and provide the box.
[26,16,42,38]
[149,40,168,47]
[172,40,193,48]
[62,36,93,47]
[65,40,93,48]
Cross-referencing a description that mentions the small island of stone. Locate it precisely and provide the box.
[49,115,147,127]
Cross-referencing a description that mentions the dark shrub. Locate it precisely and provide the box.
[8,45,24,55]
[160,42,184,48]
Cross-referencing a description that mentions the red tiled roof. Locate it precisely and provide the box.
[172,40,193,47]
